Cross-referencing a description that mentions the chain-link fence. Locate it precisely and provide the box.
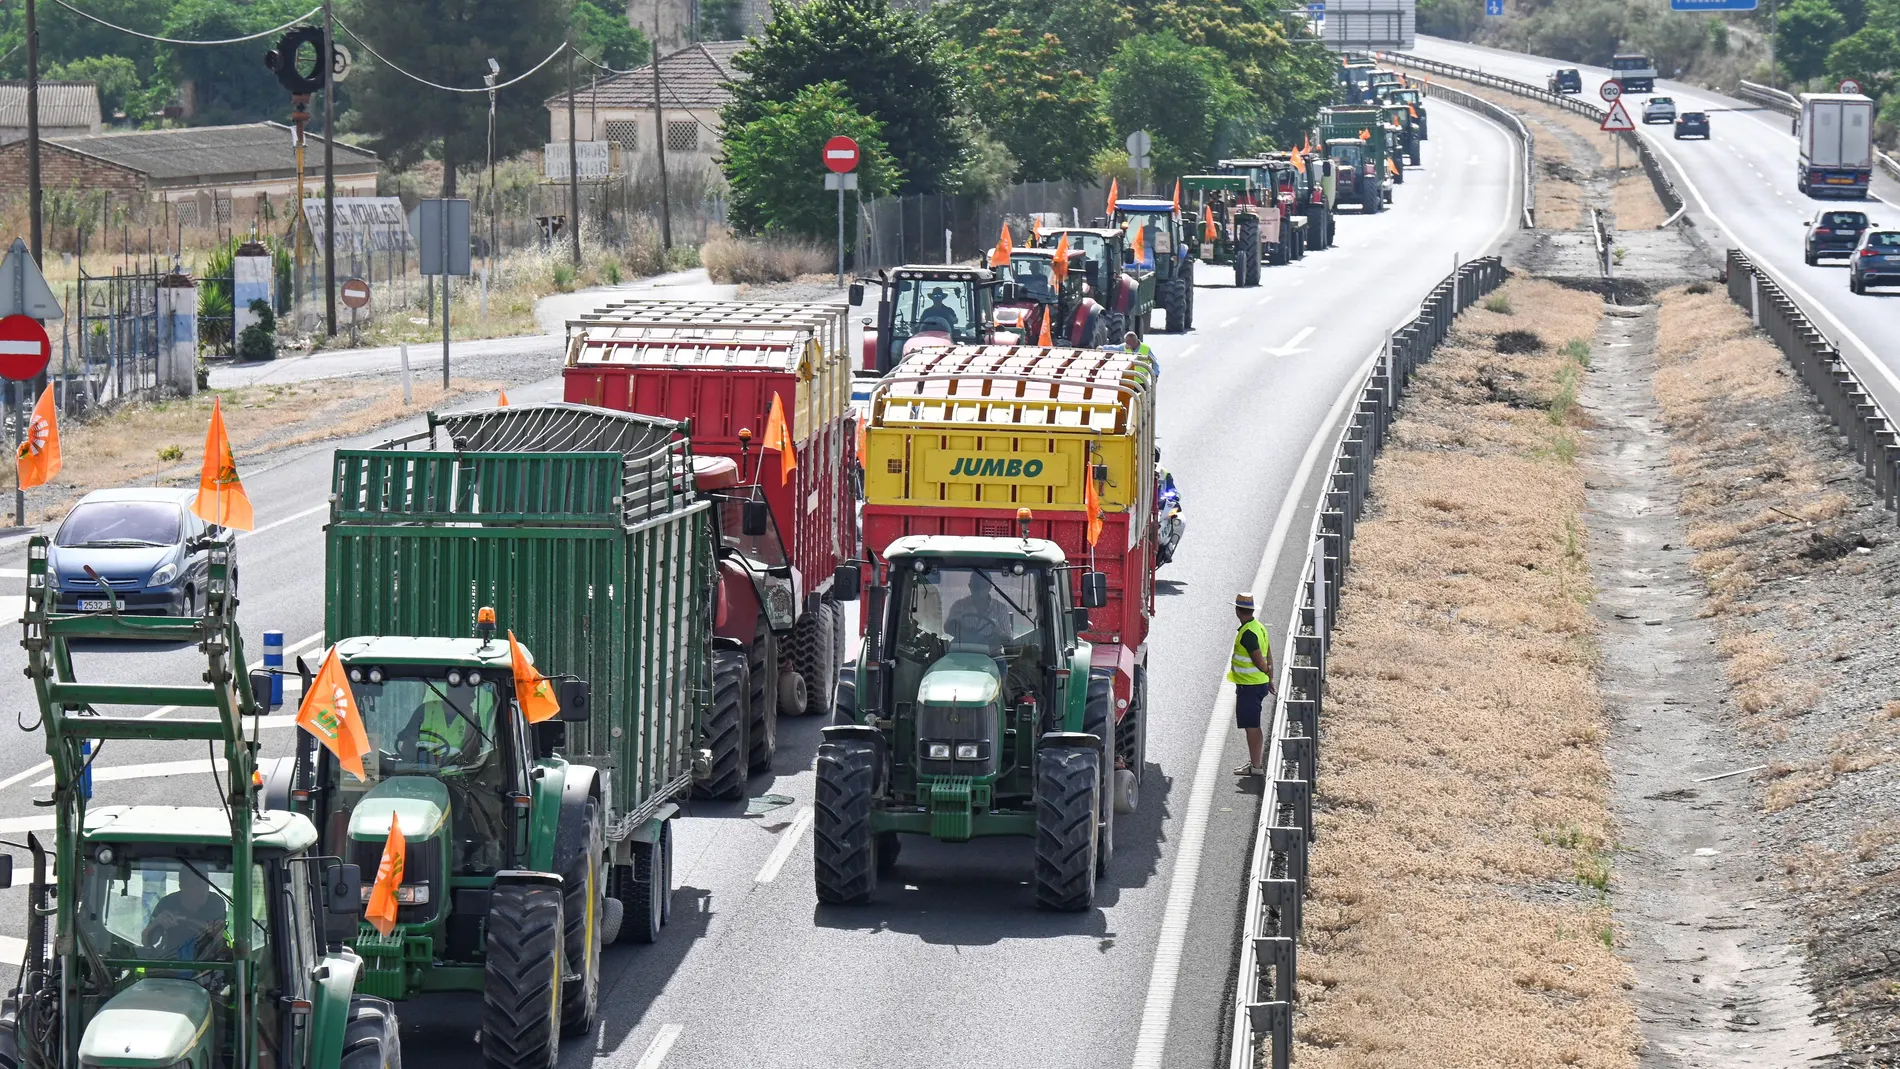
[854,179,1112,270]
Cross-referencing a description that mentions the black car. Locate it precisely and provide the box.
[1849,230,1900,293]
[1549,68,1582,94]
[1674,111,1710,139]
[1806,210,1872,264]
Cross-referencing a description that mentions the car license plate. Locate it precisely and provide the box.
[77,598,112,611]
[1827,177,1856,184]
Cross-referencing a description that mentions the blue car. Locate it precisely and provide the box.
[48,488,238,616]
[1850,229,1900,294]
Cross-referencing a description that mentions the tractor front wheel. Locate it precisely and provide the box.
[558,798,604,1036]
[340,997,400,1069]
[693,649,750,800]
[747,621,779,774]
[814,738,878,905]
[1033,746,1100,911]
[481,884,564,1069]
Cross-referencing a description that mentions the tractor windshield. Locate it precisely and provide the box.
[891,562,1053,706]
[1117,214,1175,262]
[715,493,790,569]
[1000,258,1058,301]
[351,675,503,778]
[892,278,983,343]
[79,852,268,970]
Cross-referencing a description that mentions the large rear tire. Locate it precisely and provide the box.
[481,884,563,1069]
[747,622,779,774]
[1182,263,1195,331]
[1236,217,1260,287]
[557,799,603,1037]
[1033,746,1100,912]
[1161,279,1186,333]
[341,997,401,1069]
[813,739,878,905]
[693,649,749,800]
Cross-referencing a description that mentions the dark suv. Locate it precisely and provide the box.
[1806,210,1872,264]
[1549,68,1582,94]
[1850,230,1900,293]
[1674,112,1710,139]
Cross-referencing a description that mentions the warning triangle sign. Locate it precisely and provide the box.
[0,239,62,320]
[1600,98,1636,133]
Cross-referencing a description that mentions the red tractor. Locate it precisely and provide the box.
[1036,228,1155,341]
[991,245,1108,346]
[852,265,998,375]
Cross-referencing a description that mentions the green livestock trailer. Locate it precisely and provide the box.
[271,403,716,1069]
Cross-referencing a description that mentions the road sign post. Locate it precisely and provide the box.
[1600,96,1635,174]
[824,135,860,287]
[340,276,369,346]
[418,199,470,389]
[0,313,51,527]
[1125,130,1152,194]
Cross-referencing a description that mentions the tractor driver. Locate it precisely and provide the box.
[144,868,228,961]
[945,572,1043,698]
[920,287,960,335]
[414,684,508,874]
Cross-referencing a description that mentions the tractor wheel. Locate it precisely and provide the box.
[1161,279,1186,334]
[1081,673,1115,874]
[557,798,603,1036]
[481,884,564,1069]
[1104,311,1126,343]
[1087,314,1107,347]
[1184,264,1196,330]
[1237,218,1260,287]
[340,997,400,1069]
[1247,243,1262,286]
[1269,236,1289,267]
[615,818,671,944]
[790,605,829,716]
[876,831,902,875]
[1115,665,1146,815]
[692,649,749,800]
[813,738,878,905]
[747,621,779,774]
[1032,746,1100,912]
[1409,142,1422,167]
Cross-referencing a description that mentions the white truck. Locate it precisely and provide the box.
[1609,53,1657,94]
[1797,93,1876,199]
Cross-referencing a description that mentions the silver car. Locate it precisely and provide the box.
[1642,97,1677,124]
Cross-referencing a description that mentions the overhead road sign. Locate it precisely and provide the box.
[1600,81,1622,102]
[1486,0,1503,15]
[1320,0,1416,50]
[0,239,62,320]
[1601,98,1636,132]
[824,135,860,173]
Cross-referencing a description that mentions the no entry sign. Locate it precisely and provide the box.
[340,277,371,309]
[0,315,51,381]
[824,135,860,174]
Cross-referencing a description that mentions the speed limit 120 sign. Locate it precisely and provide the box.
[1839,78,1863,95]
[1599,80,1622,103]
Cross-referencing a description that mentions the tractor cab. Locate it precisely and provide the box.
[992,247,1103,346]
[1111,199,1185,271]
[1339,61,1377,104]
[1377,87,1428,139]
[853,266,996,375]
[1036,228,1121,300]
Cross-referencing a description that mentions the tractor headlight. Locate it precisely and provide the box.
[926,742,951,760]
[955,742,981,761]
[359,883,431,905]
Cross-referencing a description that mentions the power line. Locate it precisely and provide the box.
[573,46,722,138]
[43,0,319,45]
[334,20,567,93]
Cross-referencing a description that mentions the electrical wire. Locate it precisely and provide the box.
[44,0,319,45]
[571,46,724,138]
[335,19,567,93]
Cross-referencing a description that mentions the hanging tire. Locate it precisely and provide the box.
[747,622,778,774]
[693,649,749,800]
[557,799,603,1036]
[481,884,563,1069]
[1032,746,1099,912]
[340,996,400,1069]
[813,738,878,905]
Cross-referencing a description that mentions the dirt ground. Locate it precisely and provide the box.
[1293,276,1642,1068]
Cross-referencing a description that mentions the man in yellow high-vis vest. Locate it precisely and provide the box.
[1228,592,1275,777]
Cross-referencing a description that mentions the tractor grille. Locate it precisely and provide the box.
[351,834,443,926]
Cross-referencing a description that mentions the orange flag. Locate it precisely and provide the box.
[17,384,60,490]
[498,390,509,406]
[296,646,372,782]
[1171,179,1181,217]
[1131,224,1148,267]
[1387,158,1399,176]
[364,813,406,936]
[1203,212,1217,241]
[192,397,253,531]
[1290,146,1305,172]
[1037,311,1053,346]
[508,629,562,724]
[1084,464,1102,547]
[1359,129,1371,141]
[1301,136,1311,153]
[989,223,1013,267]
[1030,216,1041,244]
[763,393,798,484]
[1408,105,1418,119]
[1105,178,1119,218]
[854,413,867,466]
[1051,234,1071,284]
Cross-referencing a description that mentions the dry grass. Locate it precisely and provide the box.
[1611,171,1668,231]
[1292,276,1639,1069]
[5,378,504,525]
[701,235,832,284]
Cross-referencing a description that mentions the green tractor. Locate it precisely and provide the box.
[1037,227,1155,340]
[4,540,395,1069]
[1375,85,1429,143]
[1111,196,1195,332]
[815,536,1117,911]
[1182,175,1264,287]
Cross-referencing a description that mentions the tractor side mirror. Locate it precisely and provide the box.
[1070,607,1090,633]
[250,670,277,713]
[832,563,861,602]
[742,499,769,537]
[1081,571,1108,609]
[848,282,865,305]
[296,655,316,701]
[557,679,591,723]
[322,862,362,945]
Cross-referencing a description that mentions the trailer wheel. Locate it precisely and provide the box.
[747,621,779,774]
[341,997,400,1069]
[813,738,878,905]
[557,799,603,1036]
[481,884,563,1069]
[693,649,749,800]
[615,817,670,944]
[1032,746,1099,912]
[792,601,839,717]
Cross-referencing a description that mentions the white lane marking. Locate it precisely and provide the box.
[1266,326,1317,357]
[0,816,56,834]
[0,762,52,793]
[754,806,813,883]
[0,936,23,970]
[34,757,224,788]
[140,704,181,720]
[633,1024,684,1069]
[1255,294,1275,305]
[0,569,24,579]
[1177,344,1201,359]
[0,596,22,623]
[237,503,329,540]
[1220,316,1240,328]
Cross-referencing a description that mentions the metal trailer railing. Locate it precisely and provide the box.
[1364,49,1687,222]
[1227,255,1508,1069]
[1724,249,1900,518]
[1735,79,1900,185]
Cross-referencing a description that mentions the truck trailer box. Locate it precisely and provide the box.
[1798,93,1875,198]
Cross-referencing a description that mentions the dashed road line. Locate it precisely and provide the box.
[754,806,813,883]
[633,1024,684,1069]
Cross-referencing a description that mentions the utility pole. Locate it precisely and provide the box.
[25,0,43,263]
[566,34,581,268]
[651,41,672,250]
[322,0,338,336]
[485,58,499,273]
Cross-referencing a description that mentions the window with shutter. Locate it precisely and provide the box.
[666,120,698,153]
[603,119,638,150]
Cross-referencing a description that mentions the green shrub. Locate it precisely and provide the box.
[237,299,276,361]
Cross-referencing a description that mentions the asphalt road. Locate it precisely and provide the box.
[0,99,1519,1069]
[1406,35,1900,413]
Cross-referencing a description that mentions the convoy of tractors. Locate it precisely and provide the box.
[0,56,1424,1069]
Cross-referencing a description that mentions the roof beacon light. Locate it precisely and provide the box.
[1017,508,1033,539]
[476,606,497,646]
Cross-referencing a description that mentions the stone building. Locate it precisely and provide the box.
[545,41,744,181]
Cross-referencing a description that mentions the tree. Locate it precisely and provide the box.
[571,0,649,70]
[1100,31,1249,179]
[948,29,1109,182]
[726,0,965,194]
[344,0,568,194]
[1130,0,1334,148]
[1781,0,1849,81]
[161,0,313,125]
[1417,0,1486,40]
[1828,26,1900,96]
[721,81,900,239]
[934,0,1134,69]
[50,56,141,121]
[701,0,749,41]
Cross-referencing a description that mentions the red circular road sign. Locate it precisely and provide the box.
[823,135,860,174]
[1839,78,1863,95]
[0,315,50,382]
[340,276,371,309]
[1599,80,1622,103]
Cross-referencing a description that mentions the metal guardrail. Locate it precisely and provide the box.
[1228,255,1509,1069]
[1725,249,1900,515]
[1736,80,1900,183]
[1370,50,1688,223]
[1416,79,1537,228]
